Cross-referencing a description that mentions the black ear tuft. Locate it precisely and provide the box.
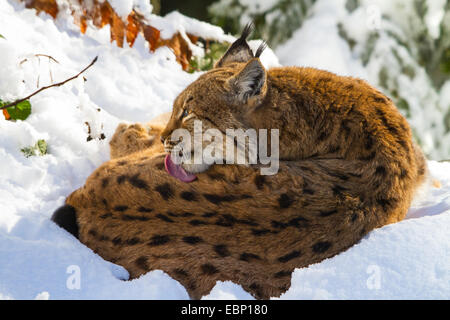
[240,22,254,41]
[214,22,255,68]
[51,204,79,239]
[255,41,267,58]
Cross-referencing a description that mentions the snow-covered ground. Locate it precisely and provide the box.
[0,0,448,300]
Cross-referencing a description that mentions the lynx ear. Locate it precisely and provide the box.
[214,23,254,68]
[227,58,267,105]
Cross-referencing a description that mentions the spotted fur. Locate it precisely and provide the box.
[54,28,428,300]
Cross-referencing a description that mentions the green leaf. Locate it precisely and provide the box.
[36,139,48,155]
[0,34,4,39]
[5,100,32,120]
[20,139,48,158]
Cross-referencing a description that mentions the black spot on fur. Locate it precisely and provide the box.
[167,211,193,218]
[251,228,270,236]
[129,174,149,190]
[125,237,140,245]
[317,77,332,85]
[399,168,408,179]
[201,263,219,275]
[240,252,261,262]
[182,212,194,217]
[214,244,230,257]
[387,124,399,136]
[271,220,288,229]
[135,256,149,270]
[254,175,266,190]
[189,220,208,226]
[101,178,109,188]
[312,241,331,253]
[215,214,237,227]
[238,218,259,226]
[303,187,315,195]
[320,209,338,217]
[114,205,128,212]
[138,207,152,213]
[376,107,386,118]
[278,250,301,263]
[203,194,236,205]
[117,175,126,184]
[180,191,197,201]
[249,283,264,299]
[288,216,308,228]
[155,183,174,200]
[332,185,347,196]
[173,268,189,277]
[183,236,203,244]
[122,214,149,221]
[278,193,294,208]
[117,160,127,166]
[317,129,331,142]
[364,135,375,150]
[51,205,79,238]
[340,120,352,137]
[376,198,394,212]
[156,214,174,223]
[148,235,170,246]
[112,237,122,246]
[326,170,350,181]
[88,229,97,237]
[351,213,358,222]
[202,212,217,218]
[274,271,291,278]
[344,84,354,90]
[100,213,112,219]
[187,281,197,291]
[373,96,387,103]
[102,198,108,206]
[375,166,387,176]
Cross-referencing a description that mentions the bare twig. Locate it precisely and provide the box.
[35,54,60,64]
[1,56,98,110]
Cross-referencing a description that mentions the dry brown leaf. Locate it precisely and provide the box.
[143,25,160,51]
[19,0,203,70]
[24,0,58,18]
[126,13,140,47]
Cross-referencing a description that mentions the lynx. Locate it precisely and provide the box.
[52,25,427,299]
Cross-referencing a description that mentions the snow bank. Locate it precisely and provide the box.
[0,0,448,300]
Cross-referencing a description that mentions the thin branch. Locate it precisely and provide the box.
[35,54,60,64]
[1,56,98,110]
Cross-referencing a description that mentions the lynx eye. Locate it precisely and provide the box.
[181,108,189,119]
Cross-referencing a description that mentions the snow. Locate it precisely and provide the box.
[276,0,368,78]
[0,0,449,300]
[108,0,134,19]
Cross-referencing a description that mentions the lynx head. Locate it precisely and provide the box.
[161,23,269,174]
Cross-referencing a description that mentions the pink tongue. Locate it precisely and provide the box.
[164,154,197,183]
